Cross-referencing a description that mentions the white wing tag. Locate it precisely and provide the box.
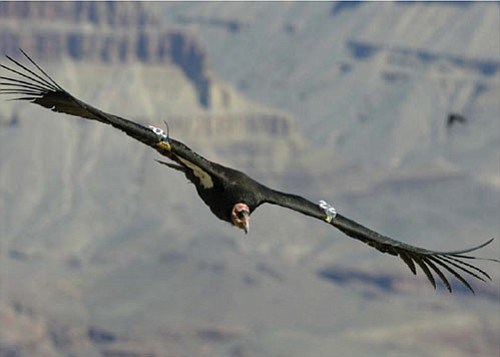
[319,200,337,223]
[149,125,169,141]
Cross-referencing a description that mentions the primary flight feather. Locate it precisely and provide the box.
[1,50,498,293]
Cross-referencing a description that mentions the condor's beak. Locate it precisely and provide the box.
[239,210,250,235]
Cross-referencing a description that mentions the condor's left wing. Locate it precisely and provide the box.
[261,189,498,293]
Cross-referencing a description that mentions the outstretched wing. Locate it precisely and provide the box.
[0,50,225,187]
[262,190,498,293]
[0,50,160,146]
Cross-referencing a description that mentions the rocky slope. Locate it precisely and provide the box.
[1,2,499,357]
[159,1,500,175]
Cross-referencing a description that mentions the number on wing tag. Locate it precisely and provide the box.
[148,125,168,141]
[319,200,337,222]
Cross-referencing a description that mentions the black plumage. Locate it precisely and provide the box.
[447,112,467,128]
[1,50,498,293]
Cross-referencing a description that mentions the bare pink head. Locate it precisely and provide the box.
[231,203,250,234]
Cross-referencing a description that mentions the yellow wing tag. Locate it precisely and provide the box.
[149,125,171,150]
[157,141,171,151]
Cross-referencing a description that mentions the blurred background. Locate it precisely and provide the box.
[0,2,498,356]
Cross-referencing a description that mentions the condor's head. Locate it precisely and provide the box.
[231,203,250,234]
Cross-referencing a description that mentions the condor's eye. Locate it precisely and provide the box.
[237,210,247,219]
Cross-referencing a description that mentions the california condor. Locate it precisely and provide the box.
[1,50,498,293]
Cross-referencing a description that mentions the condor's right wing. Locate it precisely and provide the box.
[1,49,160,146]
[1,50,234,189]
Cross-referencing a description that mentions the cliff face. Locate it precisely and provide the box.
[0,2,188,63]
[0,2,156,26]
[0,2,210,107]
[0,1,298,141]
